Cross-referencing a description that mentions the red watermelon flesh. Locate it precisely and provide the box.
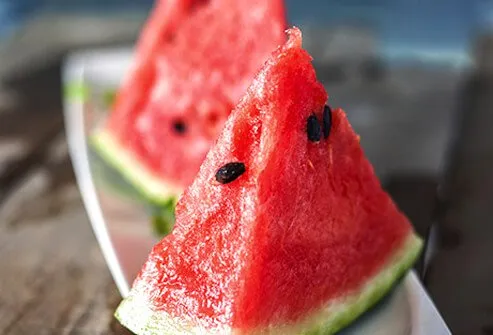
[115,28,423,334]
[98,0,287,194]
[111,0,205,128]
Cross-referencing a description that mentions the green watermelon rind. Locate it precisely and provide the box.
[114,233,423,335]
[64,81,181,207]
[90,131,182,237]
[90,130,183,207]
[65,81,181,237]
[64,81,90,101]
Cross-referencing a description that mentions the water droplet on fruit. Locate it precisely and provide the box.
[323,105,332,139]
[307,114,321,142]
[215,162,246,184]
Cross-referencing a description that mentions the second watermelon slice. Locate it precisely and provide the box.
[115,27,423,335]
[92,0,287,233]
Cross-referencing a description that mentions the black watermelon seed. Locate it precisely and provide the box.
[172,120,187,134]
[307,114,321,142]
[215,162,246,184]
[323,105,332,139]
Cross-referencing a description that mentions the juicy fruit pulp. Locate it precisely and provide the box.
[98,0,287,194]
[115,27,422,334]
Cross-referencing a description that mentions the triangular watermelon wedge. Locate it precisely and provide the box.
[115,27,423,334]
[91,0,287,231]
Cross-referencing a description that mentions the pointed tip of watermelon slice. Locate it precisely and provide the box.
[286,26,302,48]
[272,26,303,60]
[115,233,423,335]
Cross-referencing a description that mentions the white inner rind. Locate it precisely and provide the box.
[91,130,183,203]
[115,233,423,335]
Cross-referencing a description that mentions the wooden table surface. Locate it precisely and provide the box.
[0,64,131,335]
[0,61,492,334]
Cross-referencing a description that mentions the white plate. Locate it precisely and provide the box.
[62,48,451,335]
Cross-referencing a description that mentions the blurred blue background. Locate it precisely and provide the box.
[1,0,492,63]
[0,0,154,36]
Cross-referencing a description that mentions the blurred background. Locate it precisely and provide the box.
[0,0,492,334]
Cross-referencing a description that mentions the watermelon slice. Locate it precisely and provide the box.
[115,28,423,334]
[91,0,287,229]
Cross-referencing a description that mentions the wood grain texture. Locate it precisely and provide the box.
[0,189,131,335]
[0,66,132,334]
